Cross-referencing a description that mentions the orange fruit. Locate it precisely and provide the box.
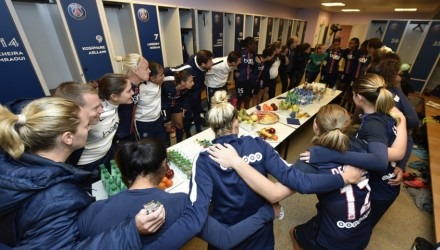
[165,178,173,188]
[158,182,167,190]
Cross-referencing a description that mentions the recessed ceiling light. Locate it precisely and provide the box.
[322,2,345,7]
[341,9,360,12]
[394,8,417,11]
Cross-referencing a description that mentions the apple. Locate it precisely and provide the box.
[165,168,174,179]
[267,128,276,134]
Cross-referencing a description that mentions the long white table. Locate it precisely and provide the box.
[93,85,341,198]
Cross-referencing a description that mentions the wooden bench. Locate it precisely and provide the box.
[423,95,440,241]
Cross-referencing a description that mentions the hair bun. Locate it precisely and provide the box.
[211,91,229,106]
[114,56,124,62]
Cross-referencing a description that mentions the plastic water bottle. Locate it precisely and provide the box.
[109,183,118,196]
[317,92,322,103]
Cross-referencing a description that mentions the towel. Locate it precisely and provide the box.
[287,118,300,125]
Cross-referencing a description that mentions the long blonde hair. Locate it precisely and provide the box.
[312,104,351,152]
[352,73,400,125]
[0,97,81,159]
[207,91,238,137]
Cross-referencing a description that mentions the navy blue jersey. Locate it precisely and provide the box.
[116,83,139,139]
[161,80,188,110]
[263,60,272,82]
[354,53,369,79]
[324,48,343,74]
[237,49,256,81]
[149,134,346,249]
[278,54,288,74]
[253,55,265,85]
[357,113,399,201]
[78,189,188,245]
[313,138,371,250]
[342,49,360,76]
[295,138,372,249]
[77,188,274,249]
[388,87,418,171]
[164,55,207,106]
[292,51,310,73]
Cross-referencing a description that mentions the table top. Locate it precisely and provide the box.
[92,85,342,198]
[422,95,440,241]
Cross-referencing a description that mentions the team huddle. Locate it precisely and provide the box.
[0,34,418,249]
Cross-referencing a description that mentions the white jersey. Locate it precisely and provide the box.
[205,56,232,88]
[78,100,119,165]
[135,81,161,122]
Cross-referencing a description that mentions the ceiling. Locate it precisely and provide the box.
[263,0,440,14]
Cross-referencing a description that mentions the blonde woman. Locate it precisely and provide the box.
[0,97,165,248]
[114,53,151,145]
[304,73,407,228]
[208,104,375,249]
[148,91,364,249]
[305,44,328,83]
[135,62,167,145]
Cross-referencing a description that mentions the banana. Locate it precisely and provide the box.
[259,129,273,138]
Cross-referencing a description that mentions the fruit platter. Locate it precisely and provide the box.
[254,111,279,125]
[256,127,278,141]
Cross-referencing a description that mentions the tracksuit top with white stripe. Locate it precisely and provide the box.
[149,134,346,249]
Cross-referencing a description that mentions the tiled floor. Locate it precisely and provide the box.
[179,83,436,249]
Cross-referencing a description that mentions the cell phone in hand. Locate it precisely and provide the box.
[144,200,162,215]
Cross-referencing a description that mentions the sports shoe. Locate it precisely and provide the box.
[403,172,418,181]
[412,148,429,160]
[408,160,427,170]
[404,179,428,189]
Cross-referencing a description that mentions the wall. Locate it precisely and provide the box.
[295,9,331,46]
[297,9,433,44]
[144,0,298,18]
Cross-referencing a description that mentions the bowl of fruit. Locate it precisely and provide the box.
[254,110,279,125]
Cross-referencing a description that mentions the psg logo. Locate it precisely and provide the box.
[137,8,150,22]
[67,3,86,20]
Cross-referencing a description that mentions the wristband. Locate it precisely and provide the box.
[278,206,285,220]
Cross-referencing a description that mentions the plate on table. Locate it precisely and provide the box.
[254,111,279,125]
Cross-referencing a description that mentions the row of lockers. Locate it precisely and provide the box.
[0,0,306,103]
[366,19,440,92]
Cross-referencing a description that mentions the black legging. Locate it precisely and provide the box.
[183,95,203,139]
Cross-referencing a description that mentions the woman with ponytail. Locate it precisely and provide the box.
[148,91,364,249]
[77,73,133,178]
[0,97,164,249]
[208,104,374,250]
[304,73,408,229]
[161,70,194,143]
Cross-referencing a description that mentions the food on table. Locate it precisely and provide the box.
[238,109,257,125]
[279,101,299,112]
[196,138,213,148]
[254,111,279,125]
[256,127,278,141]
[296,112,311,118]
